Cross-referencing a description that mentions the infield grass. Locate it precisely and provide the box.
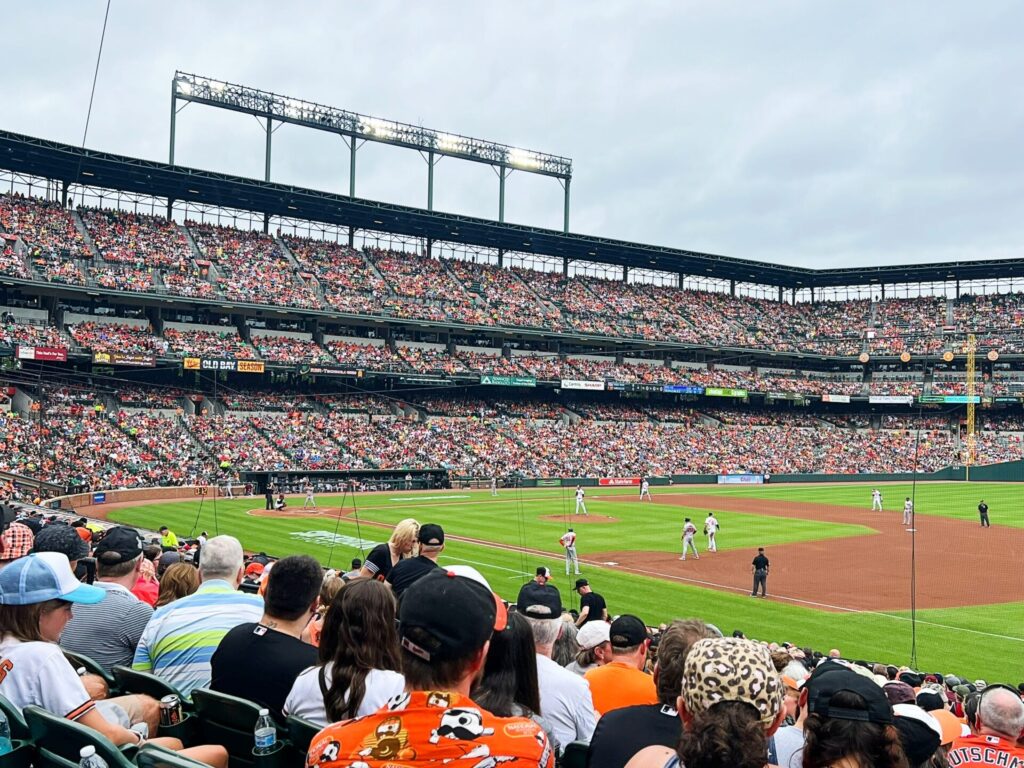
[106,482,1024,682]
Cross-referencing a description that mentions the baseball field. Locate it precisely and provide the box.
[91,481,1024,682]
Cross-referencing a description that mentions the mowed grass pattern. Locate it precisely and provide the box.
[106,482,1024,681]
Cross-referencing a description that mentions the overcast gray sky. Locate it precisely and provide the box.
[4,1,1023,269]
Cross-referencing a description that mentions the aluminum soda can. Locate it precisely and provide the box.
[159,694,182,726]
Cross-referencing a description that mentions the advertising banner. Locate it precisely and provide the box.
[919,394,980,404]
[560,379,605,391]
[92,351,156,367]
[822,394,851,403]
[717,474,765,485]
[767,392,803,400]
[662,384,704,394]
[479,374,536,387]
[606,381,663,392]
[16,345,68,362]
[705,387,748,398]
[598,477,642,486]
[298,364,364,378]
[868,395,914,405]
[92,492,107,504]
[184,357,266,373]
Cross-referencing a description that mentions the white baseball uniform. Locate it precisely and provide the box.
[903,499,914,526]
[704,515,719,552]
[871,489,883,512]
[560,530,580,575]
[640,480,652,501]
[681,521,699,560]
[574,488,588,516]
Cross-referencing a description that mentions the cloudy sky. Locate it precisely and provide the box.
[4,1,1023,269]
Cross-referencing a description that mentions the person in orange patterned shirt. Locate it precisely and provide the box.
[307,566,554,768]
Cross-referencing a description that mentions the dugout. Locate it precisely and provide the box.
[242,468,450,494]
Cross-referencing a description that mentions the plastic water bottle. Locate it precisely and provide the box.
[79,745,109,768]
[0,709,13,756]
[253,708,277,755]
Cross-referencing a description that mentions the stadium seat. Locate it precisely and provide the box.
[133,744,213,768]
[286,714,321,753]
[190,688,290,768]
[23,704,137,768]
[0,694,34,768]
[0,692,30,740]
[64,649,118,691]
[561,740,589,768]
[112,666,189,703]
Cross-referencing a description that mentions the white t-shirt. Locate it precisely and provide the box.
[283,663,405,728]
[773,724,806,768]
[641,481,649,492]
[0,636,95,720]
[536,653,597,748]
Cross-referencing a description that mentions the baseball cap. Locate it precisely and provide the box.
[535,566,551,579]
[245,562,265,577]
[574,578,589,590]
[93,526,144,564]
[916,689,945,712]
[883,680,917,706]
[0,522,34,562]
[515,581,562,618]
[893,704,942,764]
[807,667,893,724]
[418,524,444,546]
[0,552,105,605]
[576,621,611,650]
[609,614,649,649]
[399,568,506,663]
[31,524,90,561]
[928,707,965,746]
[682,638,783,727]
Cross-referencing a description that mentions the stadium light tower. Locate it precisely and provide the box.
[168,72,574,231]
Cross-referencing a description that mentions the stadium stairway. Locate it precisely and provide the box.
[71,209,103,261]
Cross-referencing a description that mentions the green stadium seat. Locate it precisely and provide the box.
[191,688,291,768]
[0,692,30,740]
[64,649,118,691]
[0,694,34,768]
[112,666,189,703]
[561,740,589,768]
[23,704,137,768]
[133,744,213,768]
[286,714,321,753]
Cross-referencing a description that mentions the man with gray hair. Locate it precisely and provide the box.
[133,534,263,695]
[517,580,597,751]
[948,684,1024,766]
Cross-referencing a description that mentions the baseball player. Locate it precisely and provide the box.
[574,485,588,516]
[490,476,498,497]
[680,517,699,560]
[902,497,914,527]
[560,527,580,575]
[704,512,720,553]
[303,481,317,510]
[978,499,990,528]
[639,478,652,501]
[871,488,883,512]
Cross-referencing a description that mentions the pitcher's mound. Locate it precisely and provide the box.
[538,514,618,524]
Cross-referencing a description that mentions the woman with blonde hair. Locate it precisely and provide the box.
[155,562,201,608]
[359,518,419,581]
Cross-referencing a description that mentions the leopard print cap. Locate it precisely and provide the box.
[681,637,784,727]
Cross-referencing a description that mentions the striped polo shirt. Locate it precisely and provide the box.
[132,579,263,696]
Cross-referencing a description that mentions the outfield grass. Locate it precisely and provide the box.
[106,482,1024,681]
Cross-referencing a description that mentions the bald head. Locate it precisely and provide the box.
[978,687,1024,740]
[828,648,841,658]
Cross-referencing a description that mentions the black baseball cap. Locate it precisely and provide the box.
[31,523,90,561]
[399,568,507,663]
[610,614,649,648]
[516,581,562,618]
[94,526,144,564]
[806,666,894,724]
[574,578,589,590]
[418,524,445,546]
[535,566,551,578]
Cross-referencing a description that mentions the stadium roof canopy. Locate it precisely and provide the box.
[3,129,1024,290]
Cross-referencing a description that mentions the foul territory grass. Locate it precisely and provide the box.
[106,483,1024,681]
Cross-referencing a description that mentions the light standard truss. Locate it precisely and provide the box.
[169,72,574,231]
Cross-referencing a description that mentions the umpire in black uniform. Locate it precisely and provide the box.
[751,547,769,597]
[978,500,990,528]
[264,483,274,511]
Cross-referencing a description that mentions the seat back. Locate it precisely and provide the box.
[0,692,30,740]
[561,740,590,768]
[286,714,321,753]
[134,744,212,768]
[112,665,187,703]
[63,650,117,690]
[190,688,265,768]
[23,704,135,768]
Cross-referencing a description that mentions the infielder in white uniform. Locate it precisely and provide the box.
[560,527,580,575]
[902,497,914,526]
[871,488,883,512]
[639,478,652,501]
[574,485,588,516]
[704,512,720,553]
[490,476,498,497]
[303,481,317,510]
[680,517,699,560]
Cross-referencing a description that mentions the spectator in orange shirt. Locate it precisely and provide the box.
[948,684,1024,768]
[584,614,658,716]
